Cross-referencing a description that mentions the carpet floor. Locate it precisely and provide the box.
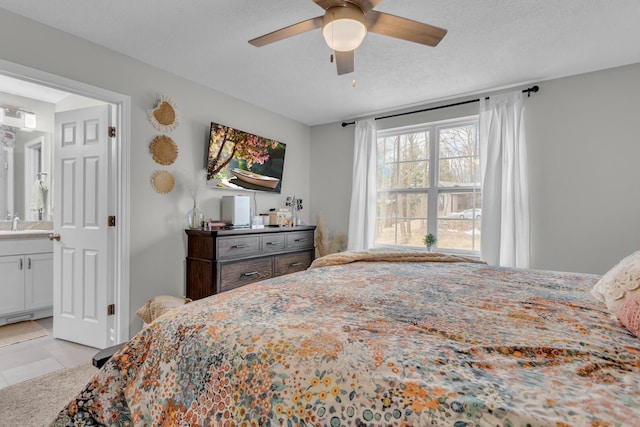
[0,363,98,426]
[0,320,48,348]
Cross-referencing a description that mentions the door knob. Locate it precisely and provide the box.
[49,233,61,241]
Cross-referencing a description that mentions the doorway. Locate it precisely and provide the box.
[0,59,130,347]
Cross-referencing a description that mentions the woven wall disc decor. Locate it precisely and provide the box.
[150,135,178,165]
[150,170,175,194]
[147,95,180,132]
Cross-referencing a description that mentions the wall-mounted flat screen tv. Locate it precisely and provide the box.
[206,122,286,193]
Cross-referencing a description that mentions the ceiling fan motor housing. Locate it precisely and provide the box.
[322,4,367,52]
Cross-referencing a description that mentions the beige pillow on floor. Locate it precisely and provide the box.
[591,250,640,318]
[136,295,191,324]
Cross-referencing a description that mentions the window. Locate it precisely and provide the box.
[375,117,481,254]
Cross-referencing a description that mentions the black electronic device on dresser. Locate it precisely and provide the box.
[185,226,316,300]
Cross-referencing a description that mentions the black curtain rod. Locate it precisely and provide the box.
[341,85,539,127]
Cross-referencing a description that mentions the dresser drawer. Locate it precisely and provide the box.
[274,251,312,277]
[261,234,285,254]
[285,231,314,250]
[218,236,260,259]
[220,258,273,292]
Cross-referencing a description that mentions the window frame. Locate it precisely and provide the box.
[375,115,480,256]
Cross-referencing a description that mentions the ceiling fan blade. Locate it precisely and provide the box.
[249,16,323,47]
[335,50,355,75]
[313,0,348,10]
[365,10,447,47]
[349,0,385,13]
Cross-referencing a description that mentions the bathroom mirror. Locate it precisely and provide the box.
[0,78,103,226]
[0,126,52,221]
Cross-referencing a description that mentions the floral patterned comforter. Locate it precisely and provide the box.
[52,257,640,426]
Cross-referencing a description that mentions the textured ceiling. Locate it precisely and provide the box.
[0,0,639,126]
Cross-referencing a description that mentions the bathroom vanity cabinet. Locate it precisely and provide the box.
[0,234,53,325]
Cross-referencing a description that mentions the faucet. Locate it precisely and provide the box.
[12,216,19,231]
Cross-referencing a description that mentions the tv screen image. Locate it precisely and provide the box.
[206,122,286,193]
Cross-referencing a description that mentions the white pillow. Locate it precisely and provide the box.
[591,250,640,318]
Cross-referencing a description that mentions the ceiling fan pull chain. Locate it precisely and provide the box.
[330,10,335,47]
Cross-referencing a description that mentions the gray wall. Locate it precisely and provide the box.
[0,10,312,336]
[310,62,640,275]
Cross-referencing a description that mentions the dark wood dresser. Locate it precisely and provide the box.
[185,226,316,300]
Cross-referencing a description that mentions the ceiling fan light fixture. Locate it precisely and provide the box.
[322,5,367,52]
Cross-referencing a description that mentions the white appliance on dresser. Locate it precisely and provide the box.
[221,195,251,227]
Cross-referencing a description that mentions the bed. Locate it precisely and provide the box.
[51,250,640,426]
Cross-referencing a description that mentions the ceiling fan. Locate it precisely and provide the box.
[249,0,447,75]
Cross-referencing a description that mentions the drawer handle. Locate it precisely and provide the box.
[28,258,31,269]
[243,271,259,277]
[294,238,308,243]
[231,244,250,249]
[266,241,282,246]
[19,258,23,270]
[290,262,304,267]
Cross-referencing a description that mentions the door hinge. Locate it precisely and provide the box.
[107,304,115,316]
[108,126,116,138]
[108,216,116,227]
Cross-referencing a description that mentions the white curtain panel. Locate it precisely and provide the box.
[479,91,530,268]
[347,118,377,251]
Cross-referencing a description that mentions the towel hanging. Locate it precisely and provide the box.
[30,179,46,211]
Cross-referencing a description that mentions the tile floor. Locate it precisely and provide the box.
[0,317,98,389]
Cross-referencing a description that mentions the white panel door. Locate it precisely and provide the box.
[53,105,111,348]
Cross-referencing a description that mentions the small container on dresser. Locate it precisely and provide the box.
[185,225,316,300]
